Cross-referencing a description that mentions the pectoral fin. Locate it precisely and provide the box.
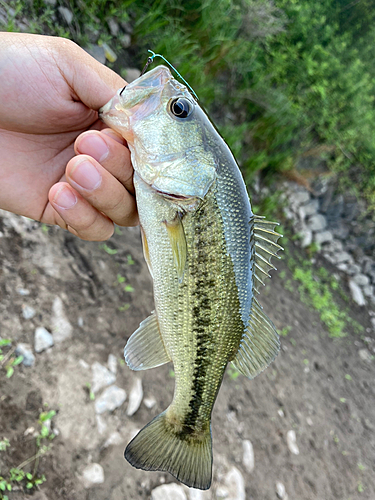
[124,312,171,370]
[140,226,153,278]
[231,299,280,379]
[163,214,187,281]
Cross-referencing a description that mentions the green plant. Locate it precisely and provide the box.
[0,439,9,452]
[227,365,240,380]
[0,340,23,378]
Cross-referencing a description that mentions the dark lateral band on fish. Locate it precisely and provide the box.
[99,63,282,490]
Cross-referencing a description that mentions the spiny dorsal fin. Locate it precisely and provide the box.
[124,312,171,370]
[253,216,283,294]
[231,298,280,379]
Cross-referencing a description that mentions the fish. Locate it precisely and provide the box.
[99,65,282,490]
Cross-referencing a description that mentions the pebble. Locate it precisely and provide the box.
[91,361,116,394]
[307,214,327,232]
[119,34,131,49]
[15,343,35,366]
[95,385,126,414]
[333,251,353,264]
[189,489,211,500]
[96,414,107,435]
[314,230,333,245]
[22,304,36,319]
[58,6,73,24]
[17,287,30,296]
[80,463,105,489]
[123,68,141,83]
[290,190,310,208]
[353,273,370,287]
[301,230,312,248]
[86,45,106,65]
[103,431,123,448]
[242,440,255,472]
[286,430,299,455]
[107,18,119,36]
[127,378,143,416]
[348,280,366,306]
[276,481,288,499]
[299,199,319,218]
[220,466,246,500]
[151,483,187,500]
[144,396,156,409]
[34,327,54,353]
[358,349,372,363]
[363,285,374,298]
[51,297,73,343]
[107,354,117,374]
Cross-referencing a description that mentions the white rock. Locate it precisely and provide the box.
[22,304,36,319]
[81,463,105,489]
[58,6,73,24]
[79,359,89,370]
[314,230,333,245]
[358,349,372,363]
[96,415,107,435]
[349,280,366,306]
[242,440,254,472]
[95,386,126,414]
[286,430,299,455]
[333,251,353,264]
[301,230,312,248]
[151,483,187,500]
[15,343,35,366]
[189,488,211,500]
[103,431,123,448]
[353,274,370,287]
[276,481,288,499]
[34,327,54,353]
[107,354,117,374]
[127,378,143,416]
[363,285,374,298]
[144,396,156,409]
[371,317,375,331]
[51,297,73,343]
[307,214,327,232]
[124,68,142,83]
[17,287,30,296]
[290,190,310,209]
[91,362,116,394]
[108,18,119,36]
[300,199,319,218]
[78,316,84,327]
[222,466,246,500]
[306,417,313,426]
[346,263,361,275]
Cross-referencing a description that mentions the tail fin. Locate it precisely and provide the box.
[125,410,212,490]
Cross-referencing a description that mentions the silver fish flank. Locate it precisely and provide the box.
[99,65,282,490]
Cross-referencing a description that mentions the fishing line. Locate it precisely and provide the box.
[119,50,199,100]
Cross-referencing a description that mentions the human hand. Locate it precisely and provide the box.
[0,32,138,241]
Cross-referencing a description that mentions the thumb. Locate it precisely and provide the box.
[57,38,127,111]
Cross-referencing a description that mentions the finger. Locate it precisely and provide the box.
[65,155,138,227]
[74,129,134,194]
[48,183,114,241]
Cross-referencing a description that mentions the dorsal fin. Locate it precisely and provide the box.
[253,216,283,294]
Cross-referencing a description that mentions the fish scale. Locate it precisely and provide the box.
[99,64,282,490]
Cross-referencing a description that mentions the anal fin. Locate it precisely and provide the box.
[231,299,280,379]
[125,312,171,370]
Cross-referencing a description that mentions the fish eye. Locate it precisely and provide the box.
[169,98,193,119]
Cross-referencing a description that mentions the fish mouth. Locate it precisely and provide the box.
[154,189,193,202]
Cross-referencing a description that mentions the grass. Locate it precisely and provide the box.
[0,409,56,499]
[1,0,374,211]
[281,246,364,338]
[0,340,23,379]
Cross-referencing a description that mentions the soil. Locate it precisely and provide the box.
[0,209,374,500]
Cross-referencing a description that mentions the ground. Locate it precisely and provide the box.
[0,209,374,500]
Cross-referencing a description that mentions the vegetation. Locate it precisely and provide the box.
[2,0,374,207]
[0,409,56,499]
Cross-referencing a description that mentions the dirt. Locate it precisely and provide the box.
[0,209,374,500]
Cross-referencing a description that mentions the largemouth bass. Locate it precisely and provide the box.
[99,65,282,490]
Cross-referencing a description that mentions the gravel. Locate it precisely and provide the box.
[15,343,35,366]
[80,463,105,489]
[34,327,54,353]
[95,385,127,414]
[91,361,116,394]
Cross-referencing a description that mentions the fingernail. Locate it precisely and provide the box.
[70,160,102,191]
[53,186,77,209]
[77,134,109,162]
